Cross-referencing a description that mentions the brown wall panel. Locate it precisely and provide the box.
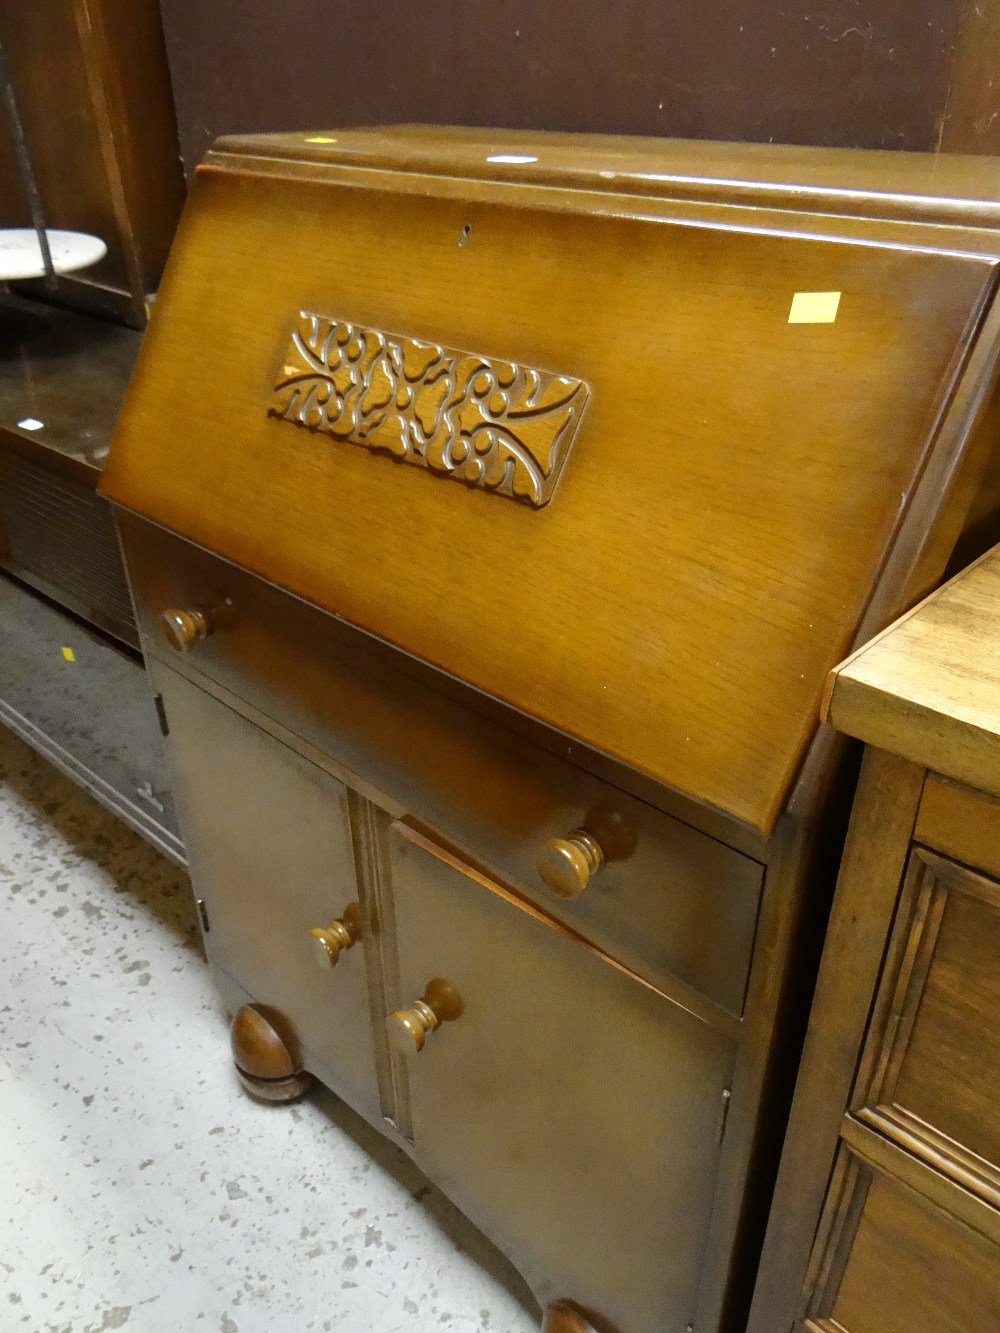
[0,0,185,320]
[0,2,130,288]
[159,0,966,176]
[938,0,1000,152]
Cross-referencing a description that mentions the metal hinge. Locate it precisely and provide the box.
[717,1087,732,1144]
[196,898,210,933]
[153,693,169,737]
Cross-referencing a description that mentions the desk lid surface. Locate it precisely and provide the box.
[101,128,1000,833]
[825,545,1000,798]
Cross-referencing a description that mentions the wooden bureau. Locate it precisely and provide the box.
[98,128,1000,1332]
[749,545,1000,1332]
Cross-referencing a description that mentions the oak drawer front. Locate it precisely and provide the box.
[916,775,1000,881]
[123,514,764,1017]
[803,1149,1000,1333]
[153,665,380,1116]
[386,823,736,1333]
[854,849,1000,1202]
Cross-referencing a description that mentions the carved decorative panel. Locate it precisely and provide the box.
[269,312,589,506]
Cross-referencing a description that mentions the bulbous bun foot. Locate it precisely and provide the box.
[235,1064,313,1102]
[542,1300,619,1333]
[230,1003,311,1103]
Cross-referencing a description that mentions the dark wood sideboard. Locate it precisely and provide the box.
[0,295,182,857]
[749,542,1000,1331]
[99,128,1000,1332]
[0,0,185,854]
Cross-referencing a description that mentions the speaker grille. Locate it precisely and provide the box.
[0,450,137,645]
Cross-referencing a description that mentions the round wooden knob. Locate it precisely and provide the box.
[159,607,210,653]
[535,829,605,899]
[386,977,463,1055]
[387,999,439,1053]
[309,902,361,967]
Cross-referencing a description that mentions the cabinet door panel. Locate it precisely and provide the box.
[856,849,1000,1201]
[387,822,735,1333]
[155,666,378,1114]
[804,1152,1000,1333]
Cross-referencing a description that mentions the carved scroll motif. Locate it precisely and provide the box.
[268,312,589,507]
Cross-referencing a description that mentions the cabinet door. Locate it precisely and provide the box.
[386,822,735,1333]
[156,667,378,1115]
[854,848,1000,1202]
[802,1147,1000,1333]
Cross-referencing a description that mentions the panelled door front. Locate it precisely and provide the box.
[385,821,736,1333]
[155,666,378,1116]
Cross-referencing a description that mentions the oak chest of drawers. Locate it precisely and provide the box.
[100,128,1000,1332]
[749,543,1000,1332]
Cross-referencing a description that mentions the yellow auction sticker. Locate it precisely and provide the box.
[61,646,75,662]
[788,291,841,324]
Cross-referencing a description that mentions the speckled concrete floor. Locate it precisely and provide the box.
[0,727,539,1333]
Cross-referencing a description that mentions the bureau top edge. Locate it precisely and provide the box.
[209,124,1000,233]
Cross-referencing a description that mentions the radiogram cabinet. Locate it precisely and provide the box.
[100,128,1000,1333]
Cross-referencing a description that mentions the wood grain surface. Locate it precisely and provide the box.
[746,749,925,1333]
[0,0,184,323]
[811,1161,1000,1333]
[916,774,1000,880]
[214,125,1000,230]
[826,543,1000,797]
[101,129,1000,832]
[854,850,1000,1207]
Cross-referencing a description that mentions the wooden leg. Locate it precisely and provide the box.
[542,1300,619,1333]
[230,1003,312,1103]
